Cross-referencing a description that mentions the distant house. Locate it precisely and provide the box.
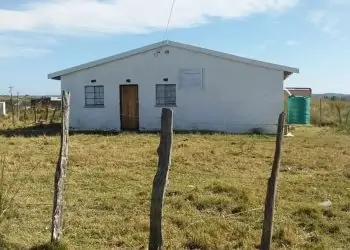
[48,40,299,133]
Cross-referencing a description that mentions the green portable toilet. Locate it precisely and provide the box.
[287,96,311,124]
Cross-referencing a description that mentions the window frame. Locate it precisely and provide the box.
[155,84,177,107]
[84,85,105,107]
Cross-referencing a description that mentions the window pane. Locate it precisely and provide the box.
[85,92,94,98]
[156,84,176,106]
[85,98,94,105]
[85,86,94,93]
[95,92,104,98]
[95,98,104,105]
[85,85,105,106]
[99,86,104,93]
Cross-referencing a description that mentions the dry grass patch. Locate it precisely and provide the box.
[0,127,349,249]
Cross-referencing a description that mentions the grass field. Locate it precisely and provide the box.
[0,125,349,249]
[310,99,350,127]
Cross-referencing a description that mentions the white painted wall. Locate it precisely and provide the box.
[0,102,6,116]
[61,45,284,133]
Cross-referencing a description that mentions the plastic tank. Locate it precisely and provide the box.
[287,96,311,124]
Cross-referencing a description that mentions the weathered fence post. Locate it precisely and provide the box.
[51,106,58,123]
[260,112,285,250]
[34,102,37,124]
[16,92,19,121]
[149,108,173,250]
[45,103,49,123]
[319,98,322,126]
[51,91,70,243]
[24,95,27,125]
[10,91,14,126]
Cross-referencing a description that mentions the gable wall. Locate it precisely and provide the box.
[61,45,284,133]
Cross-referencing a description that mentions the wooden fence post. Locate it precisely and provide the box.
[51,106,58,123]
[24,95,27,125]
[51,91,70,243]
[16,92,19,121]
[149,108,173,250]
[34,103,37,124]
[45,103,49,123]
[10,91,14,126]
[260,112,285,250]
[319,98,322,126]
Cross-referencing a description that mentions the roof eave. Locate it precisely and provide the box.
[47,40,168,81]
[284,68,299,80]
[48,74,61,80]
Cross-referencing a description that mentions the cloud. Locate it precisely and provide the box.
[309,10,327,25]
[308,9,341,35]
[327,0,350,5]
[285,40,299,46]
[0,0,299,35]
[0,34,57,58]
[308,1,349,36]
[0,45,51,58]
[0,0,299,58]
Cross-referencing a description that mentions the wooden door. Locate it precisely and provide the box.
[120,85,139,130]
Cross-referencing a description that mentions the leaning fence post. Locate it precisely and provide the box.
[260,112,285,250]
[51,91,70,243]
[149,108,173,250]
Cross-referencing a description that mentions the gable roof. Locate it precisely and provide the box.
[48,40,299,80]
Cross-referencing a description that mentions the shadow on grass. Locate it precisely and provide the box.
[0,123,278,138]
[0,123,62,137]
[0,123,122,137]
[28,242,68,250]
[0,234,68,250]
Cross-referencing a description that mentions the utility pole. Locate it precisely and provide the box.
[9,86,14,125]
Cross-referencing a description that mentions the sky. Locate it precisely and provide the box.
[0,0,349,95]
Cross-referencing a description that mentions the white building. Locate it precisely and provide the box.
[48,40,299,133]
[0,102,6,116]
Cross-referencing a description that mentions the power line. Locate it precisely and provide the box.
[163,0,177,42]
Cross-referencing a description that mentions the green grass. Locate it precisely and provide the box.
[0,126,349,249]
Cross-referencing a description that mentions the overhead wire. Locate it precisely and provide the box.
[163,0,177,42]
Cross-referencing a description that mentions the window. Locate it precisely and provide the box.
[156,84,176,106]
[85,85,104,106]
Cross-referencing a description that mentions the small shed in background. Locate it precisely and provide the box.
[30,96,61,109]
[0,102,6,116]
[285,87,312,97]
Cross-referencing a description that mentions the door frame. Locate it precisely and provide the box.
[119,84,139,131]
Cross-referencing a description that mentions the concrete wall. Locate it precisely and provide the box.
[61,45,284,133]
[0,102,6,116]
